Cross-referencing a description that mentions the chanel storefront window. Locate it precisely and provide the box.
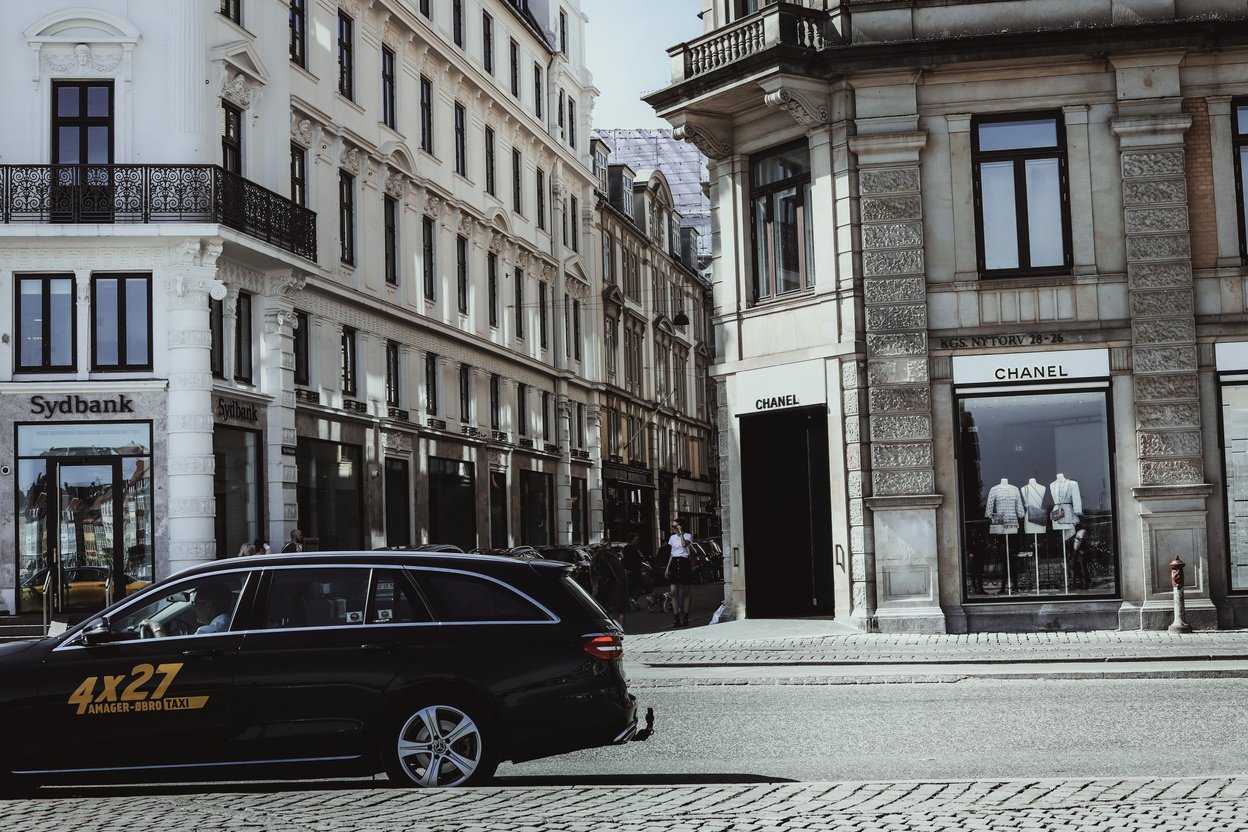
[214,426,262,558]
[295,438,363,551]
[16,420,154,615]
[953,351,1117,601]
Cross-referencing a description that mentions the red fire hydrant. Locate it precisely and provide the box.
[1168,557,1191,634]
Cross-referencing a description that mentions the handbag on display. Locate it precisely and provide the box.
[1026,505,1047,526]
[1050,505,1069,524]
[990,513,1005,526]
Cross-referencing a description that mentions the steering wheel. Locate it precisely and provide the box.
[164,618,193,637]
[137,619,166,639]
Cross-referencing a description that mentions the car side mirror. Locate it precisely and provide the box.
[81,617,116,646]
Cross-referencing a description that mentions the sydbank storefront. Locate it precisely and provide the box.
[2,385,165,618]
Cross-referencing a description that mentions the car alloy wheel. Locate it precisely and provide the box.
[392,704,492,787]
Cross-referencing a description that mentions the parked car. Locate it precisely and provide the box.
[0,550,644,793]
[19,566,150,611]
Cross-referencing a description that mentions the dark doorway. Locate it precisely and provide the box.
[739,406,833,617]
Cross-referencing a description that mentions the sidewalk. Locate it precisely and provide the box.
[624,617,1248,680]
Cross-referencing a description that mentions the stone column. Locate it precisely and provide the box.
[585,404,604,543]
[1111,111,1216,630]
[556,393,573,542]
[849,131,945,633]
[166,240,226,575]
[262,270,304,551]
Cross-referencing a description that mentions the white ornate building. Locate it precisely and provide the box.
[0,0,608,617]
[649,0,1248,631]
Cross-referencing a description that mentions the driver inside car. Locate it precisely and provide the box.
[193,583,233,634]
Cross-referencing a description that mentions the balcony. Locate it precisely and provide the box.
[0,164,317,262]
[670,3,843,84]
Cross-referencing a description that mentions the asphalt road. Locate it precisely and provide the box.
[495,675,1248,784]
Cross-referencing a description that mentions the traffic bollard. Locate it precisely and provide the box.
[1168,557,1192,634]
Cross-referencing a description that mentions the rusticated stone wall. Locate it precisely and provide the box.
[1115,119,1205,487]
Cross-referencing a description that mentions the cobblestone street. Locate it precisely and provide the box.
[4,776,1248,831]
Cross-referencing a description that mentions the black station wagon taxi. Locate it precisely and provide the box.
[0,551,642,791]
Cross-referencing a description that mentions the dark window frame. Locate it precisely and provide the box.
[222,101,243,175]
[559,8,568,53]
[485,127,496,196]
[419,0,431,18]
[533,63,543,119]
[420,75,434,154]
[339,170,356,265]
[971,110,1072,279]
[567,95,576,151]
[290,143,307,206]
[1232,98,1248,262]
[210,297,225,379]
[289,0,306,66]
[487,252,499,327]
[539,281,548,349]
[381,46,397,129]
[509,39,520,97]
[422,216,436,301]
[341,325,358,397]
[293,310,310,386]
[514,268,524,339]
[512,147,522,214]
[337,11,354,100]
[482,12,495,74]
[220,0,242,25]
[490,373,502,431]
[91,273,152,372]
[385,339,401,407]
[542,391,551,442]
[425,352,439,414]
[517,382,528,436]
[460,364,472,422]
[536,167,546,230]
[384,194,399,286]
[456,233,469,314]
[15,274,76,373]
[233,290,253,384]
[452,0,464,47]
[569,194,579,252]
[454,101,467,176]
[52,80,114,166]
[573,298,582,361]
[749,139,815,302]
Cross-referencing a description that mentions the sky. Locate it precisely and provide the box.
[580,0,704,130]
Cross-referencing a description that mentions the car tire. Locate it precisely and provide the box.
[384,701,499,788]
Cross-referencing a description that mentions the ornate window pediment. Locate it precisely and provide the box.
[211,41,269,110]
[25,9,139,77]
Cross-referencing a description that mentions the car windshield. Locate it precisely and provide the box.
[105,574,246,640]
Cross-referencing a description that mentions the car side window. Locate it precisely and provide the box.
[413,569,549,623]
[369,569,433,624]
[259,568,370,629]
[109,573,247,640]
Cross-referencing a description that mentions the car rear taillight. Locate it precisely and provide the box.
[582,634,623,661]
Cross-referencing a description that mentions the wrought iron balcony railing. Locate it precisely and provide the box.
[671,2,842,83]
[0,164,318,262]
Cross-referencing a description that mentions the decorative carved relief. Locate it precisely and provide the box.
[847,471,864,499]
[221,73,258,109]
[1124,207,1189,234]
[1135,374,1199,401]
[842,360,865,390]
[845,444,862,470]
[458,212,477,237]
[864,277,926,305]
[868,414,931,442]
[865,304,926,332]
[1132,318,1196,345]
[1136,402,1201,429]
[869,387,930,414]
[1128,262,1191,289]
[168,372,213,390]
[489,231,505,254]
[168,414,215,432]
[1123,179,1187,206]
[1130,290,1194,317]
[1121,151,1185,178]
[873,470,935,497]
[862,195,922,223]
[1139,458,1204,485]
[166,330,213,348]
[340,146,363,175]
[1133,345,1197,374]
[841,390,859,417]
[860,168,920,195]
[44,44,121,74]
[863,249,924,277]
[383,431,414,453]
[672,123,732,160]
[867,358,929,386]
[1139,430,1203,457]
[866,332,927,357]
[862,223,924,250]
[423,193,443,219]
[167,498,218,517]
[384,168,406,199]
[1126,234,1190,261]
[274,271,307,297]
[167,455,216,476]
[848,498,864,527]
[844,417,861,443]
[871,442,933,469]
[763,87,829,126]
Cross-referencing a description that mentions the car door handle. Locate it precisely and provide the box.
[360,643,399,654]
[182,648,224,660]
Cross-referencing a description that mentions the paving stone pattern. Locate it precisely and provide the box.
[630,630,1248,667]
[4,777,1248,831]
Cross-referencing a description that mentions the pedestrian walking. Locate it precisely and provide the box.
[282,528,304,553]
[591,540,628,627]
[665,522,694,628]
